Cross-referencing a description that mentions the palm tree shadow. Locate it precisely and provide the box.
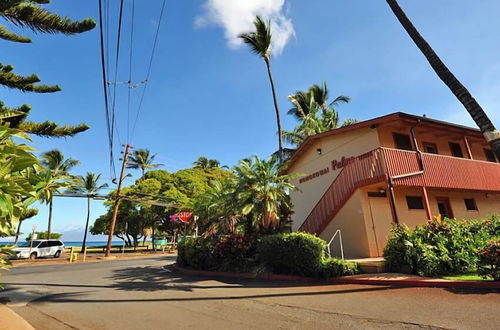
[108,265,250,292]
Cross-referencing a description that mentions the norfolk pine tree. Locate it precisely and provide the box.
[0,0,95,137]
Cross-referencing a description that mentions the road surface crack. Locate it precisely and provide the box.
[248,299,453,329]
[25,303,81,330]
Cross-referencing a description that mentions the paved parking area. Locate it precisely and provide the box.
[1,256,499,329]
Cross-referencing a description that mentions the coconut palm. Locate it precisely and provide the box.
[233,155,297,231]
[283,84,356,149]
[67,173,108,254]
[386,0,500,158]
[239,16,284,162]
[14,208,38,245]
[127,148,163,176]
[193,156,221,169]
[40,149,79,238]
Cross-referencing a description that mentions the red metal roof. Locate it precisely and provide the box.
[286,112,485,171]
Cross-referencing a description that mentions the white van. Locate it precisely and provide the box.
[13,240,65,259]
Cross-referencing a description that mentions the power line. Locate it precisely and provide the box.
[126,0,136,143]
[109,0,126,167]
[98,0,116,180]
[130,0,167,141]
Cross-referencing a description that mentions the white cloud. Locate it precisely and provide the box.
[196,0,295,56]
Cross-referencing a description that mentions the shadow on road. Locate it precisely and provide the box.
[31,284,401,305]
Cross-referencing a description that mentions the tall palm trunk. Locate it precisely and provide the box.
[14,220,22,245]
[264,57,284,162]
[386,0,500,159]
[47,197,53,238]
[81,197,91,254]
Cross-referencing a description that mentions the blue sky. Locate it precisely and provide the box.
[2,0,500,240]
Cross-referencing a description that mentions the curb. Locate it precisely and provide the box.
[0,304,34,330]
[172,264,500,289]
[331,277,500,289]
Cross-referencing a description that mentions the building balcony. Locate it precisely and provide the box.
[299,147,500,234]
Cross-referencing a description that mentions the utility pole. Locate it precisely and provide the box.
[104,144,132,257]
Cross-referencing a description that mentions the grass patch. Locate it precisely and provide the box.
[441,274,492,282]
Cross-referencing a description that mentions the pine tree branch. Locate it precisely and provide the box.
[0,63,60,93]
[0,101,30,127]
[1,3,96,35]
[19,121,89,137]
[0,24,30,42]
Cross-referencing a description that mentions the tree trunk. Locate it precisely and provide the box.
[386,0,500,159]
[47,197,53,239]
[14,220,22,245]
[264,57,284,162]
[81,197,91,254]
[133,236,138,250]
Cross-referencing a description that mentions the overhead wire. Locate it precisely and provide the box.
[126,0,136,143]
[130,0,167,142]
[109,0,126,154]
[97,0,116,180]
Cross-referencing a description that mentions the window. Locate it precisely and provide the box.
[38,241,48,248]
[48,241,62,247]
[423,142,439,154]
[484,149,497,163]
[464,198,478,211]
[406,196,424,210]
[449,142,464,158]
[393,133,413,151]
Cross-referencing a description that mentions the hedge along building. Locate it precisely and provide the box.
[286,112,500,258]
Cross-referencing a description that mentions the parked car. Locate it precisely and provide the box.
[12,240,65,259]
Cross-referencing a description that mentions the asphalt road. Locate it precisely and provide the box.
[1,256,499,330]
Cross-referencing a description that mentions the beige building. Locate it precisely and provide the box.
[286,112,500,258]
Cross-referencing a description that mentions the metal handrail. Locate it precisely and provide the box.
[327,229,344,260]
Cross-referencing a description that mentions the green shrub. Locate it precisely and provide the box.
[177,237,215,270]
[384,215,500,277]
[317,257,360,280]
[477,240,500,281]
[257,232,326,277]
[212,234,257,272]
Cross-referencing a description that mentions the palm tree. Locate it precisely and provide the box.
[127,148,162,176]
[41,149,79,238]
[239,16,284,162]
[233,155,298,231]
[283,83,356,149]
[386,0,500,158]
[67,173,108,254]
[14,208,38,245]
[193,156,221,169]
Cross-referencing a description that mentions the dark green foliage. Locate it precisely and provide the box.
[0,2,94,137]
[25,231,61,241]
[257,232,326,277]
[0,1,95,40]
[477,240,500,281]
[177,232,359,279]
[317,258,360,280]
[212,234,257,272]
[177,237,216,270]
[177,235,257,272]
[384,216,500,277]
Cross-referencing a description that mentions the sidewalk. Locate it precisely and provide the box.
[333,273,500,289]
[173,264,500,289]
[0,304,34,330]
[12,251,175,267]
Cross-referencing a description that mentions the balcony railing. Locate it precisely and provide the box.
[299,148,387,234]
[299,147,500,234]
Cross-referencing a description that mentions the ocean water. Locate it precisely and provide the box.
[0,241,125,247]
